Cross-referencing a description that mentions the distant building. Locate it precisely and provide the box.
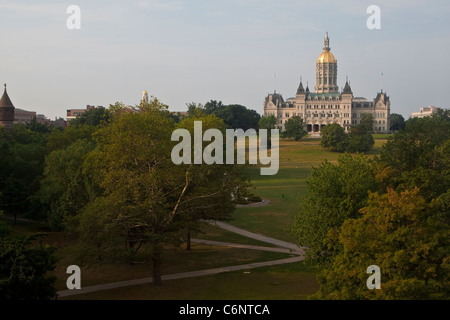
[123,105,140,113]
[0,84,15,131]
[411,106,438,118]
[67,105,102,122]
[51,117,67,128]
[14,108,36,124]
[36,114,50,125]
[263,33,391,134]
[172,111,189,117]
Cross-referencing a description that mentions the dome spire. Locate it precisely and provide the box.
[141,90,149,104]
[316,33,338,93]
[324,32,330,51]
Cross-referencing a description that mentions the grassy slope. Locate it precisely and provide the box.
[227,136,388,242]
[227,139,340,242]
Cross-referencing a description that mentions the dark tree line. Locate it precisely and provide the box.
[186,100,260,130]
[1,99,251,297]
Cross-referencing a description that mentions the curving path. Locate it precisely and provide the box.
[57,220,305,298]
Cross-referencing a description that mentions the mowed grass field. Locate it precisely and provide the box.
[2,134,389,300]
[223,139,341,243]
[220,134,389,242]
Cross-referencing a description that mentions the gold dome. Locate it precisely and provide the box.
[317,50,336,63]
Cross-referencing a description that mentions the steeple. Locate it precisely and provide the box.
[0,84,16,131]
[342,77,353,95]
[297,77,305,94]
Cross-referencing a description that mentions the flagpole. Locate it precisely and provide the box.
[381,72,383,93]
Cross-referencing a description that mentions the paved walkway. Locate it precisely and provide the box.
[191,239,294,254]
[57,256,303,298]
[235,199,271,208]
[205,220,304,255]
[57,220,305,298]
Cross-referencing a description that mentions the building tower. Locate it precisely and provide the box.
[314,32,338,93]
[0,84,15,131]
[142,90,149,104]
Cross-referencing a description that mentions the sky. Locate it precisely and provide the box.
[0,0,449,120]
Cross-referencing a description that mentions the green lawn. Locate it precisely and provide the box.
[62,261,320,300]
[53,242,293,291]
[228,138,339,242]
[372,133,393,139]
[228,137,387,242]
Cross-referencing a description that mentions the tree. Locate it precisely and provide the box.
[68,106,111,127]
[320,123,348,152]
[258,115,276,131]
[389,113,405,132]
[40,139,97,231]
[291,153,378,262]
[379,111,450,200]
[213,104,260,130]
[284,116,307,141]
[46,124,96,153]
[258,115,277,148]
[0,211,12,238]
[0,124,48,222]
[186,102,204,117]
[175,113,250,250]
[26,117,52,134]
[76,100,247,285]
[0,235,57,300]
[294,108,450,300]
[321,116,374,153]
[203,100,224,115]
[346,114,375,153]
[313,188,450,300]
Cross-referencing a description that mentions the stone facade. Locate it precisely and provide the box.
[411,106,438,118]
[14,108,37,124]
[263,33,390,134]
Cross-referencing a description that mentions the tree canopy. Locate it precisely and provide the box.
[187,100,260,130]
[74,100,248,285]
[293,108,450,299]
[320,115,374,153]
[283,116,307,141]
[389,113,406,132]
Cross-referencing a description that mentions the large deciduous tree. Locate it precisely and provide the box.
[313,188,450,300]
[320,123,348,152]
[40,139,97,231]
[283,116,307,141]
[321,115,374,153]
[0,124,48,222]
[291,153,378,262]
[389,113,405,132]
[76,100,247,285]
[295,108,450,300]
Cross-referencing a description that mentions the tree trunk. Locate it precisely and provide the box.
[152,255,162,286]
[186,230,191,251]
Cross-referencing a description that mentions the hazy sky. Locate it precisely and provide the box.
[0,0,449,120]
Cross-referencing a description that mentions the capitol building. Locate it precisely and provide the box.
[263,33,390,134]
